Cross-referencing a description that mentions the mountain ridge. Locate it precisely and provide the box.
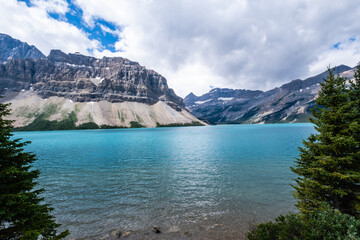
[0,33,45,63]
[0,34,203,129]
[184,65,354,124]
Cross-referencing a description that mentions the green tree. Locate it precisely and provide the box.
[246,205,360,240]
[347,64,360,213]
[0,102,69,239]
[291,66,360,217]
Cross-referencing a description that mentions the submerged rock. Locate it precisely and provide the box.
[100,234,109,240]
[213,224,223,227]
[168,226,180,233]
[152,227,161,233]
[123,231,132,237]
[111,229,122,238]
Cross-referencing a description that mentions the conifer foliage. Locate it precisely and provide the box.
[292,65,360,217]
[0,102,68,239]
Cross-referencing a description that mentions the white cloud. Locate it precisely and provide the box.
[1,0,360,97]
[309,37,360,75]
[73,0,360,97]
[32,0,69,14]
[98,24,121,37]
[0,0,99,56]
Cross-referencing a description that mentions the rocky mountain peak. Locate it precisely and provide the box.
[0,37,185,110]
[0,33,45,63]
[48,49,97,66]
[184,87,263,108]
[185,65,356,124]
[280,65,351,91]
[0,34,203,129]
[185,92,197,100]
[48,49,70,62]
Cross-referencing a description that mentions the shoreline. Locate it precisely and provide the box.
[13,121,205,132]
[12,121,313,132]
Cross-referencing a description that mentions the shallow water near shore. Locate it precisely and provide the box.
[14,123,315,239]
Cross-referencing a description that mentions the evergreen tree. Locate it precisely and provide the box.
[0,102,69,239]
[291,66,360,217]
[347,64,360,213]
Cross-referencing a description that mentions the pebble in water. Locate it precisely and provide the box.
[168,226,180,233]
[111,229,122,238]
[123,231,132,237]
[152,227,161,233]
[100,234,109,240]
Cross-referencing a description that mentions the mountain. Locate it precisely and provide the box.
[184,65,354,124]
[0,33,45,63]
[184,88,263,106]
[0,36,203,129]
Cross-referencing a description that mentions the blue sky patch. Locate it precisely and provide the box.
[333,42,341,49]
[333,37,356,50]
[17,0,33,7]
[17,0,122,53]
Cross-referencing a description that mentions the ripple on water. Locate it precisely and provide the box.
[14,124,315,239]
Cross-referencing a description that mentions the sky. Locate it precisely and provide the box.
[0,0,360,97]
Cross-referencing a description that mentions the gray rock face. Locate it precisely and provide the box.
[0,33,45,63]
[0,49,184,110]
[184,88,263,106]
[185,65,353,123]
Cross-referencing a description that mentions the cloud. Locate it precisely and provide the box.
[99,24,120,36]
[32,0,69,14]
[2,0,360,97]
[310,38,360,75]
[73,0,360,96]
[0,0,100,55]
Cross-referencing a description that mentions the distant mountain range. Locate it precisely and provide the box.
[184,65,355,124]
[1,33,356,128]
[0,33,202,129]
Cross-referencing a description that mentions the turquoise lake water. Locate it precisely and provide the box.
[13,123,315,239]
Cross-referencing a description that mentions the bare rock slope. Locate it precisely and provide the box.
[0,35,202,129]
[0,33,45,63]
[185,65,354,124]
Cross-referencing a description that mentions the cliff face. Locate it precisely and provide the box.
[185,65,354,124]
[184,88,263,107]
[0,33,45,63]
[0,35,202,129]
[0,49,184,109]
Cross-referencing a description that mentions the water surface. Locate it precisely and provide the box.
[14,123,315,239]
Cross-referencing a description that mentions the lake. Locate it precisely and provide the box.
[13,123,316,239]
